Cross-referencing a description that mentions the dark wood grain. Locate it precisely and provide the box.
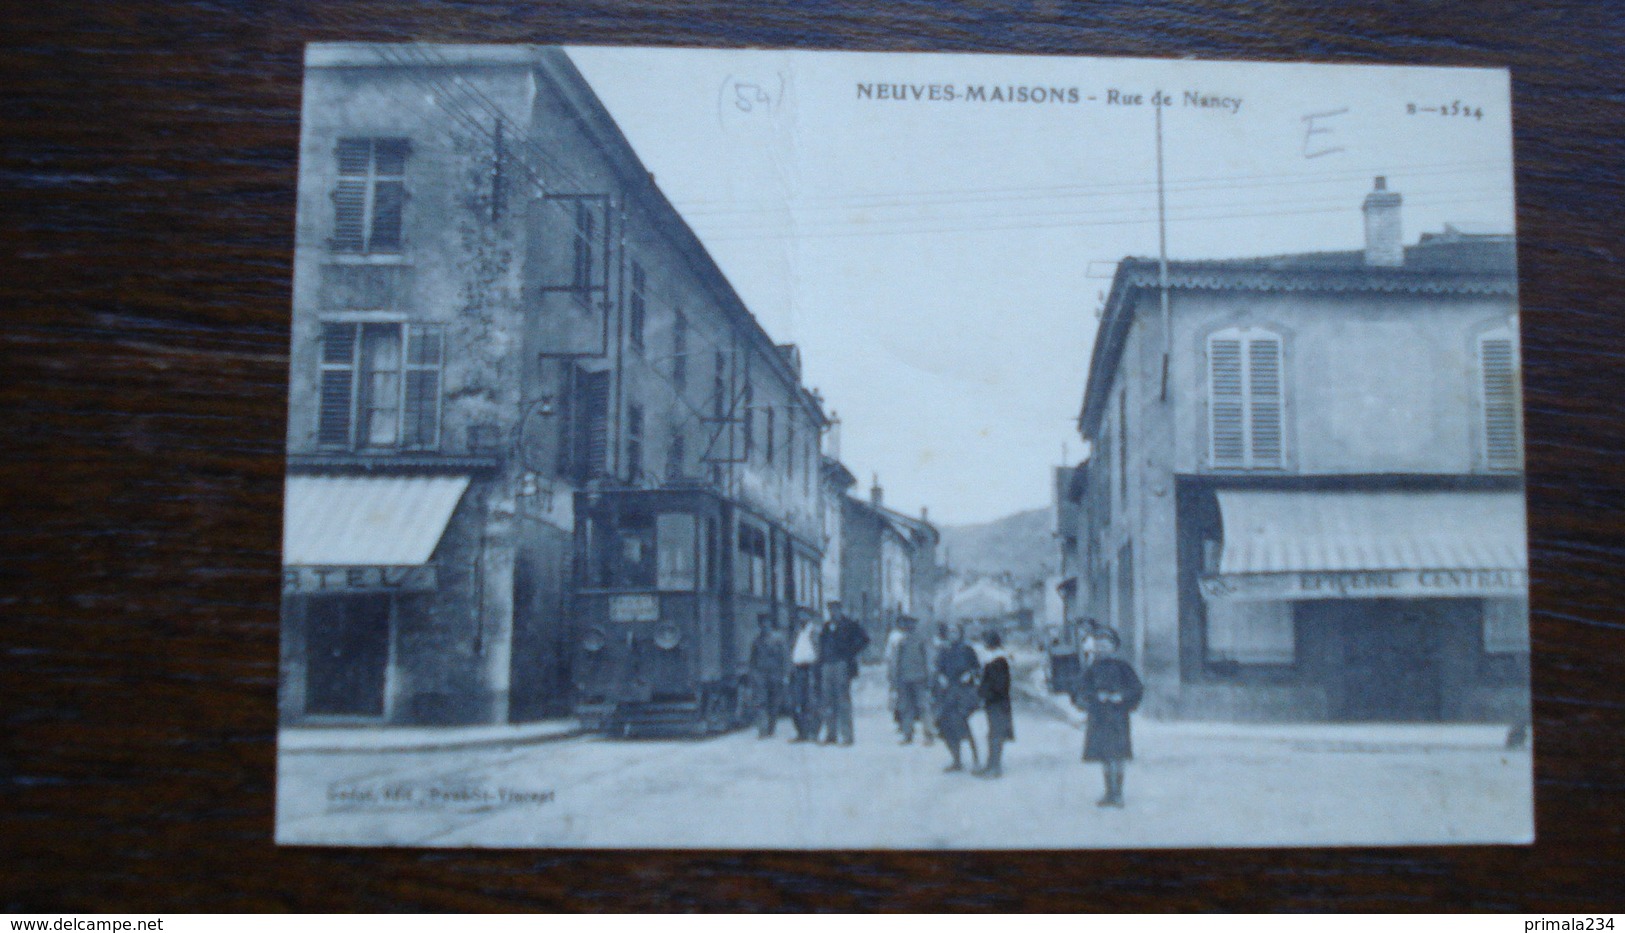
[2,0,1622,912]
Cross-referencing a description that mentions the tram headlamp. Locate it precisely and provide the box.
[581,627,607,653]
[653,622,682,651]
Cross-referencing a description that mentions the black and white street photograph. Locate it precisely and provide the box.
[274,44,1530,849]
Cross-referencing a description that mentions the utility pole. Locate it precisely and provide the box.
[1156,100,1172,403]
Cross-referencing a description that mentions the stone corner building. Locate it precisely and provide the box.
[1070,178,1529,722]
[280,45,827,726]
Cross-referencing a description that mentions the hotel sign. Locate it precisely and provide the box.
[1201,569,1527,602]
[283,565,439,594]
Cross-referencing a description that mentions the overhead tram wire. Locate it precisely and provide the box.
[668,158,1511,214]
[680,183,1510,240]
[692,190,1513,243]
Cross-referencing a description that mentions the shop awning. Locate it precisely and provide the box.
[283,475,471,566]
[1204,489,1528,602]
[1217,489,1526,575]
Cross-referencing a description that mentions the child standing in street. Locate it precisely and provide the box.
[1076,628,1143,807]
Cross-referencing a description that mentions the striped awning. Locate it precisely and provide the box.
[282,474,470,566]
[1217,489,1527,575]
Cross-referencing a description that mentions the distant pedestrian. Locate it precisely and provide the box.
[818,603,870,745]
[934,624,981,772]
[1076,628,1143,807]
[788,607,822,742]
[748,614,789,738]
[883,619,908,732]
[975,630,1014,778]
[890,616,931,744]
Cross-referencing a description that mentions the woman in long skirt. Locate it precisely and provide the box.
[975,630,1014,778]
[1077,628,1143,806]
[934,624,981,772]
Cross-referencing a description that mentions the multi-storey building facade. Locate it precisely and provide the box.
[280,45,827,726]
[1072,178,1528,722]
[839,479,941,650]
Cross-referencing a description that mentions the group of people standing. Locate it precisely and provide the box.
[747,604,1145,807]
[748,601,870,746]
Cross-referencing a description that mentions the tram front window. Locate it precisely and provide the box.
[583,509,701,592]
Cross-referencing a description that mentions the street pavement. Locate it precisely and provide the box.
[277,667,1533,849]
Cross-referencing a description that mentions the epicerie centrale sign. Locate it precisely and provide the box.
[1200,569,1528,602]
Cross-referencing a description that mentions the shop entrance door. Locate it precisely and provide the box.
[305,594,391,717]
[1339,600,1442,721]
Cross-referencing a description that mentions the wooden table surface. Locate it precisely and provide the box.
[3,0,1622,913]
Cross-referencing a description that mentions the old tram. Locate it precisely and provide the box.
[570,484,824,735]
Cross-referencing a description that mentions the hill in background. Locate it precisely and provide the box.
[936,506,1057,581]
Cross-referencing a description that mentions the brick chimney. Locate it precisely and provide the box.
[1362,176,1404,267]
[870,474,883,507]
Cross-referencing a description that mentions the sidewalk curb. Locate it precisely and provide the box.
[1011,675,1519,752]
[280,725,589,756]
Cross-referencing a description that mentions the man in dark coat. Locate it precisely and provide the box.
[818,602,870,745]
[1076,627,1143,807]
[975,630,1014,778]
[748,614,790,738]
[934,624,981,771]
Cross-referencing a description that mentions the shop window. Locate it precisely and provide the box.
[1483,598,1529,654]
[332,138,408,254]
[1206,600,1295,665]
[318,322,442,450]
[1208,327,1285,469]
[1479,331,1521,470]
[656,513,699,591]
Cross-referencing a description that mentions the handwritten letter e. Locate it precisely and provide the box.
[1301,107,1349,159]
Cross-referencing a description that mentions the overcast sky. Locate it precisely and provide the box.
[567,47,1515,526]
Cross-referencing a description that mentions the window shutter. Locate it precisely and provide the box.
[1481,335,1519,469]
[335,140,371,175]
[369,180,405,251]
[317,324,357,447]
[1209,337,1245,465]
[1248,337,1283,465]
[581,369,611,477]
[332,180,368,252]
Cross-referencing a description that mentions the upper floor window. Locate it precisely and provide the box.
[672,312,688,390]
[626,403,645,481]
[742,383,755,460]
[1479,329,1521,470]
[1208,327,1285,469]
[765,405,776,466]
[332,139,408,254]
[572,202,595,290]
[786,414,796,481]
[318,321,442,450]
[628,263,647,352]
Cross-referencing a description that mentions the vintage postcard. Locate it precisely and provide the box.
[275,44,1531,848]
